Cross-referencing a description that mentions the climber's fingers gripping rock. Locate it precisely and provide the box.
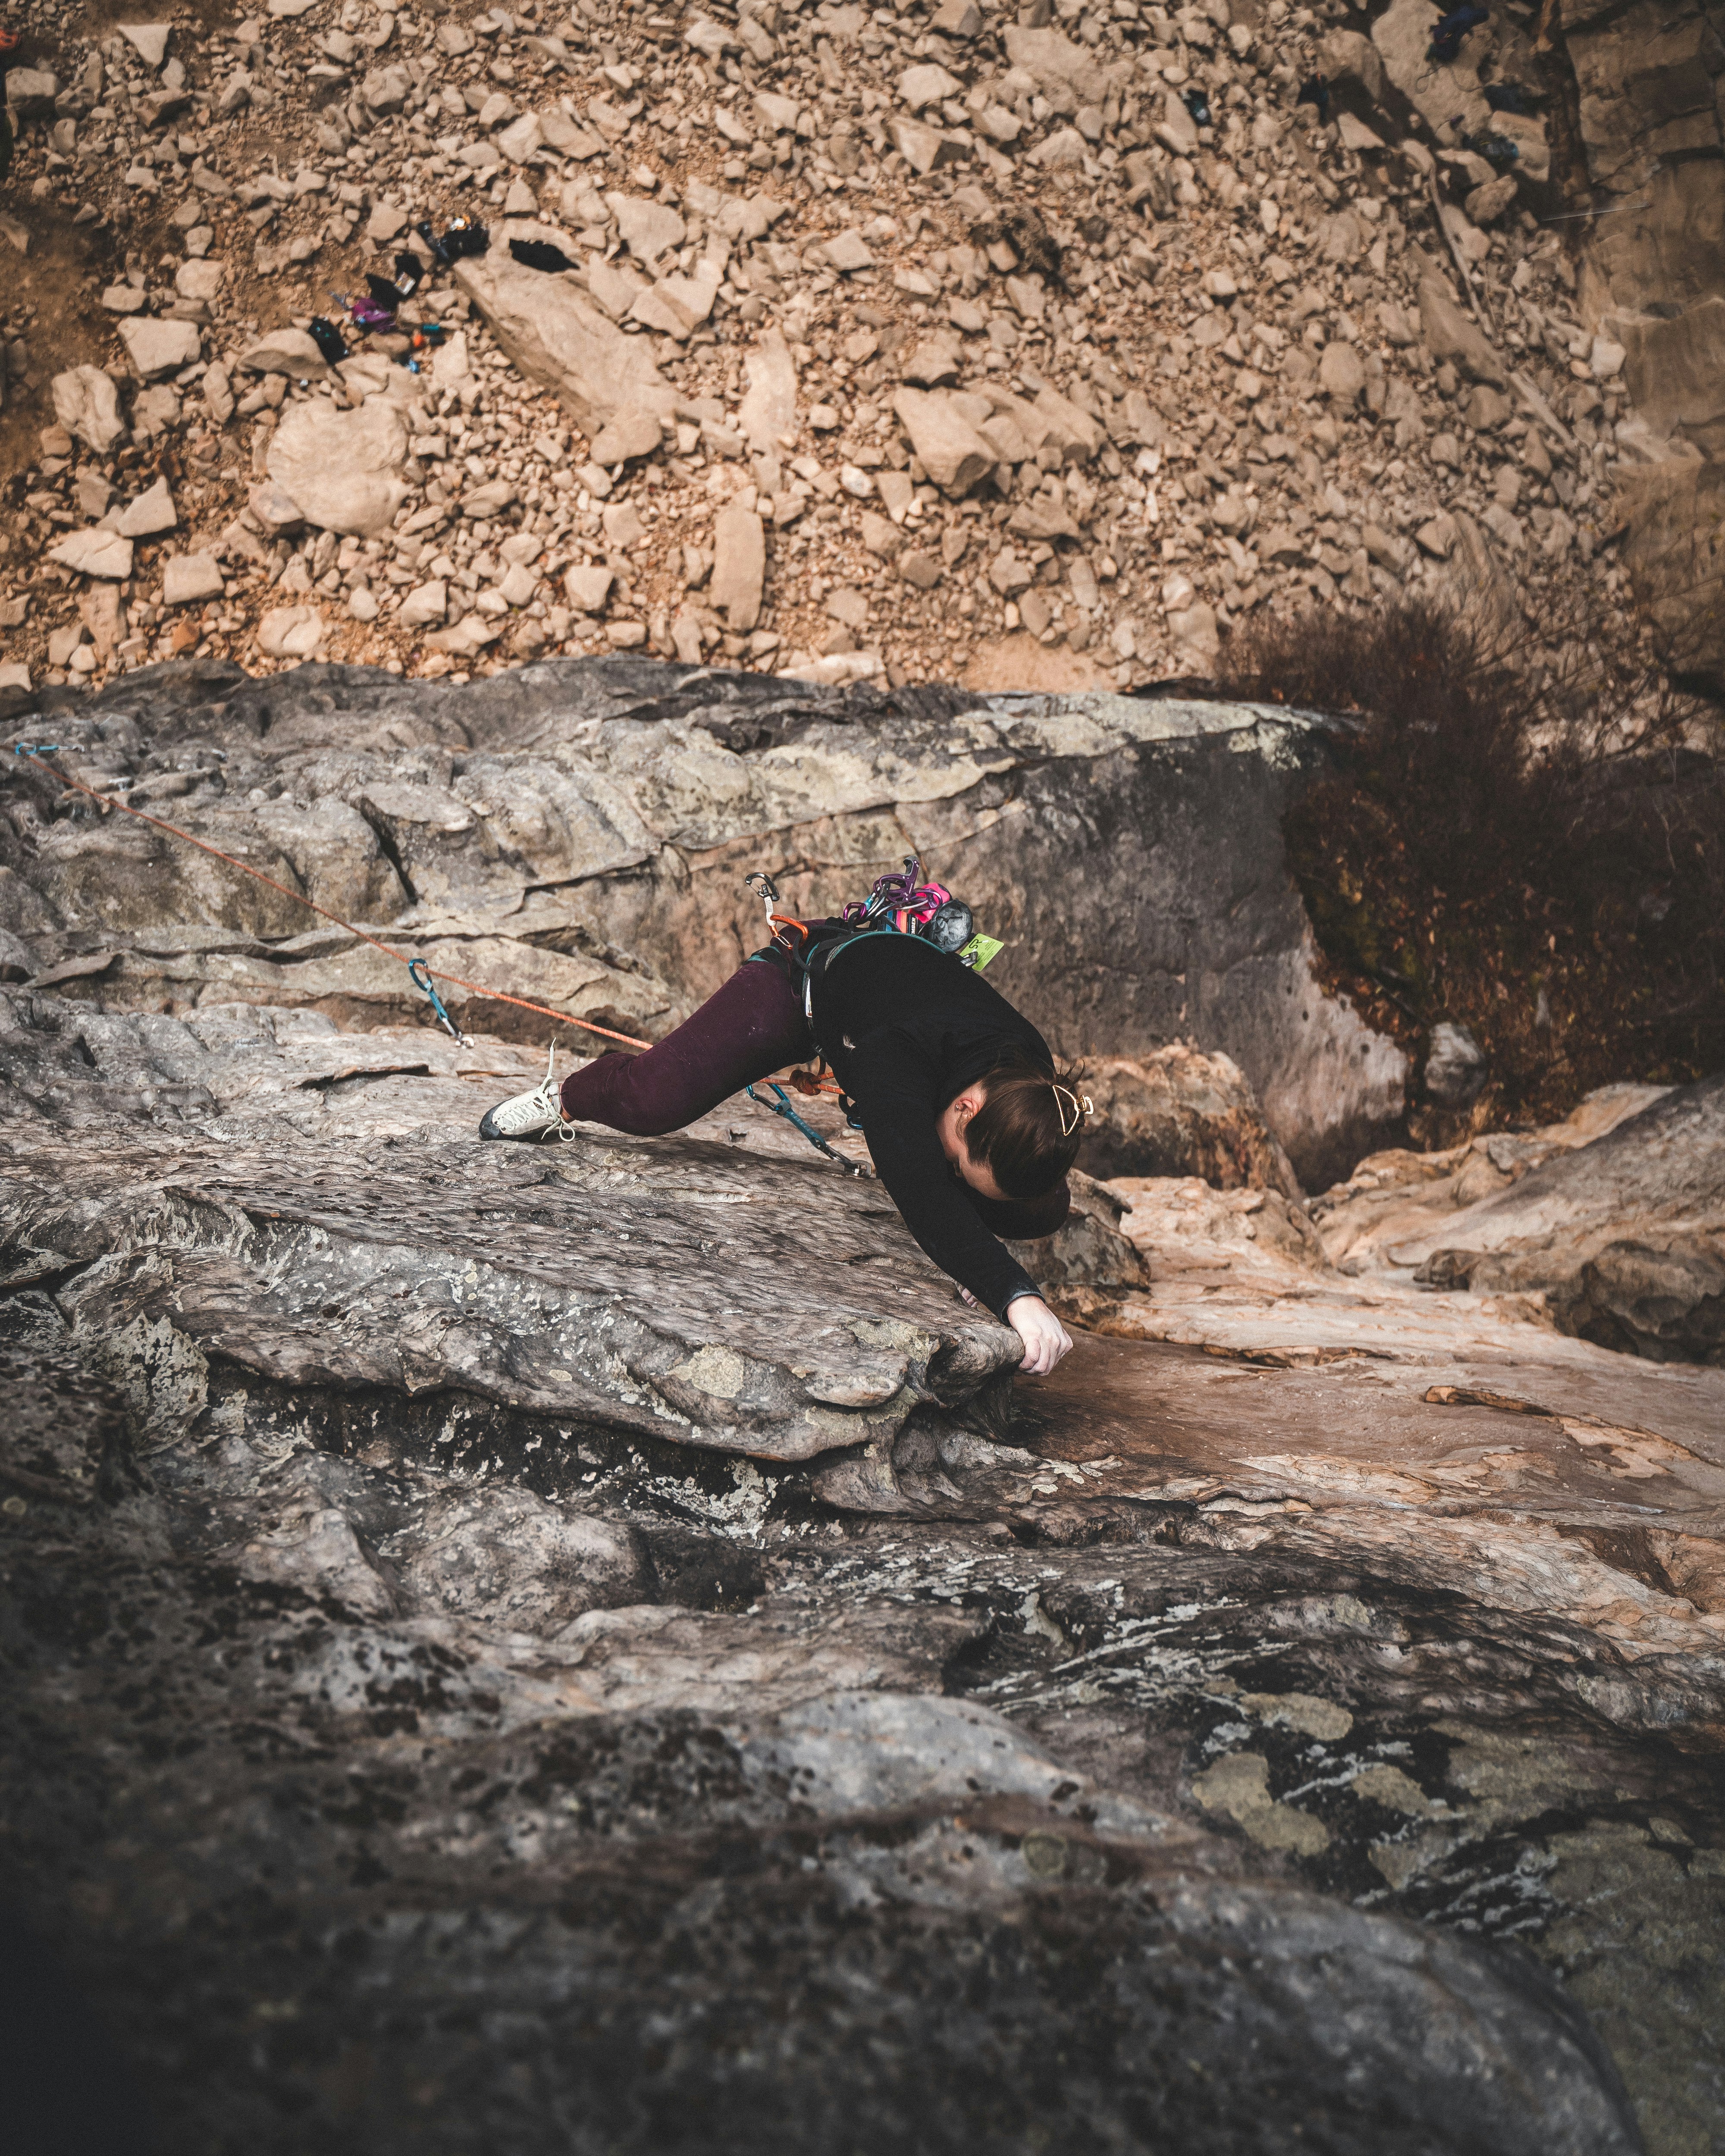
[1007,1296,1073,1378]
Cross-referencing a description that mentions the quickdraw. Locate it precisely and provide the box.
[745,1080,871,1177]
[408,957,465,1045]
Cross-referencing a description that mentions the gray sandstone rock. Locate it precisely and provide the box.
[3,67,58,120]
[1078,1047,1304,1196]
[162,554,225,607]
[1424,1019,1487,1107]
[0,661,1408,1186]
[589,407,662,466]
[740,326,799,451]
[46,529,133,580]
[238,327,330,379]
[1620,457,1725,693]
[710,505,766,630]
[114,476,178,540]
[893,386,998,495]
[1393,1074,1725,1357]
[0,987,1703,2156]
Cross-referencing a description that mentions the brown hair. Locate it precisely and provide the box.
[962,1057,1088,1200]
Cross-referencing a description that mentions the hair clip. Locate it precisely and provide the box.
[1053,1084,1093,1138]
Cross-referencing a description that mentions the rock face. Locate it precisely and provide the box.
[1620,460,1725,692]
[0,659,1403,1189]
[1077,1045,1303,1196]
[3,992,1717,2155]
[1347,1075,1725,1362]
[0,1106,1017,1468]
[50,366,126,456]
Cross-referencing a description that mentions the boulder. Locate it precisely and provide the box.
[266,400,411,536]
[452,226,679,436]
[256,604,326,657]
[399,580,448,627]
[0,664,1410,1186]
[496,111,544,163]
[118,317,203,379]
[739,326,799,452]
[892,387,998,495]
[1156,88,1199,155]
[1371,0,1490,138]
[710,504,765,631]
[174,258,226,303]
[114,476,178,539]
[589,408,663,466]
[46,529,134,580]
[3,67,58,120]
[1076,1048,1304,1196]
[362,63,411,112]
[1424,1021,1487,1108]
[118,21,172,65]
[564,564,615,613]
[51,365,126,454]
[461,478,518,519]
[1318,342,1367,405]
[247,479,306,535]
[902,336,963,388]
[1418,277,1507,387]
[162,553,225,606]
[821,229,876,272]
[898,61,962,110]
[883,114,968,174]
[238,326,330,379]
[610,193,685,260]
[1002,24,1110,103]
[1318,27,1386,107]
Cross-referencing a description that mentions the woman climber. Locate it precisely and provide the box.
[479,863,1085,1377]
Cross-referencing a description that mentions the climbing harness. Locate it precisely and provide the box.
[6,743,658,1053]
[740,855,1007,1168]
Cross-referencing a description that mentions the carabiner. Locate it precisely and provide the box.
[743,869,781,925]
[408,957,465,1044]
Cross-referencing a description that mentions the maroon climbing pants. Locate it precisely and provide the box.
[559,959,810,1135]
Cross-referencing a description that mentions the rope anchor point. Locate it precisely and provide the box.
[408,958,466,1045]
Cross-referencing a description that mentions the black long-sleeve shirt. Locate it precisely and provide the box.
[805,931,1070,1317]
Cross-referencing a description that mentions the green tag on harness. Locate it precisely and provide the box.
[958,933,1004,971]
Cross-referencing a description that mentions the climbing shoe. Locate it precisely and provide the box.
[479,1044,571,1142]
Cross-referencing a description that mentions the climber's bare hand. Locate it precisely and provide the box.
[1007,1297,1073,1377]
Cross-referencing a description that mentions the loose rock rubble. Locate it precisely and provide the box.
[0,0,1662,696]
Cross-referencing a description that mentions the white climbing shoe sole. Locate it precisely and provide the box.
[479,1045,569,1142]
